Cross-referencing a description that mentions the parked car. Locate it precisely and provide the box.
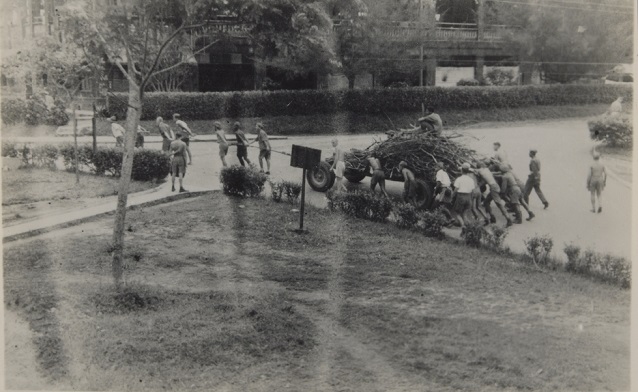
[604,73,633,84]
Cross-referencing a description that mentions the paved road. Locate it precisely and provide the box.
[148,119,631,260]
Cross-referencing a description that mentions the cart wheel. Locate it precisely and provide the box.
[344,170,366,183]
[414,179,434,210]
[307,161,336,192]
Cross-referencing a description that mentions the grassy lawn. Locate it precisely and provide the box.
[2,168,158,206]
[3,192,630,391]
[0,103,618,137]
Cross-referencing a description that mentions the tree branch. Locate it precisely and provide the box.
[149,38,221,79]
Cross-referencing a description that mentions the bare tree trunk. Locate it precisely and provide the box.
[111,82,141,289]
[348,75,356,89]
[73,108,79,184]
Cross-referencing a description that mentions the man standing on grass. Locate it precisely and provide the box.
[452,163,475,231]
[215,121,230,168]
[587,152,607,213]
[476,160,513,227]
[173,114,195,145]
[156,116,174,152]
[169,131,192,193]
[249,122,271,174]
[368,156,389,199]
[524,149,549,209]
[399,161,417,206]
[108,116,125,147]
[331,138,347,192]
[233,122,252,167]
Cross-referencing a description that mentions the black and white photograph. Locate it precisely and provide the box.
[0,0,635,390]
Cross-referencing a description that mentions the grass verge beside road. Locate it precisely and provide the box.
[3,192,629,391]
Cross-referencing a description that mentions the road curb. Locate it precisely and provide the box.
[2,190,214,243]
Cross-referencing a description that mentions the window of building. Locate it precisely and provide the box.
[81,78,92,91]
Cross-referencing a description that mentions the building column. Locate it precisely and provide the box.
[520,62,534,85]
[425,58,436,86]
[477,0,485,41]
[474,56,484,81]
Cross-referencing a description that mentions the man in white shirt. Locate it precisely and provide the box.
[433,161,452,208]
[108,116,125,147]
[452,163,475,230]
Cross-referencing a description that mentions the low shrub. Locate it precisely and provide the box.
[24,96,49,126]
[524,234,554,268]
[394,202,420,229]
[30,144,59,169]
[461,220,484,247]
[484,69,515,86]
[59,143,93,171]
[1,142,19,158]
[281,181,302,204]
[326,190,392,222]
[220,165,268,198]
[483,225,509,250]
[417,208,447,238]
[456,78,480,86]
[563,245,631,288]
[132,149,170,181]
[587,115,633,148]
[270,180,284,202]
[46,99,70,126]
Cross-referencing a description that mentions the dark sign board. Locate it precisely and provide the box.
[290,145,322,169]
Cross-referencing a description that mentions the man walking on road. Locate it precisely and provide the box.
[108,116,125,147]
[173,114,195,145]
[215,121,230,168]
[169,132,192,193]
[587,152,607,213]
[524,149,549,209]
[249,123,271,174]
[156,116,174,151]
[233,122,252,167]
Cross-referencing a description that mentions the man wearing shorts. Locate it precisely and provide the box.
[452,163,475,230]
[215,122,230,167]
[368,156,389,199]
[233,122,252,167]
[330,139,347,192]
[399,161,417,206]
[476,160,513,227]
[173,114,195,145]
[249,122,271,174]
[169,132,192,193]
[587,152,606,213]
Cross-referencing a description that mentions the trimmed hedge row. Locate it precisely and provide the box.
[108,85,633,120]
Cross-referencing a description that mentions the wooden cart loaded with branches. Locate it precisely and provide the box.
[306,126,477,210]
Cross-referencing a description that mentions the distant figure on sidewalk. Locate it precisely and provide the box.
[233,122,252,167]
[452,163,475,230]
[368,156,389,199]
[173,114,195,145]
[169,131,192,193]
[524,149,549,209]
[156,117,174,151]
[331,139,347,192]
[606,97,623,117]
[249,122,271,174]
[107,116,125,147]
[136,125,146,148]
[418,107,442,134]
[399,161,417,206]
[215,121,230,168]
[587,152,607,213]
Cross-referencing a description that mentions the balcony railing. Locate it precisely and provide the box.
[346,21,512,42]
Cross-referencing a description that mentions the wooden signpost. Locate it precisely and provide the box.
[290,145,322,232]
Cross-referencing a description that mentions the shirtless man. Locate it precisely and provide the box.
[330,139,347,192]
[368,156,389,199]
[173,114,195,145]
[399,161,417,206]
[169,132,192,193]
[156,116,174,151]
[476,160,513,227]
[215,121,230,167]
[491,142,510,167]
[587,152,607,213]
